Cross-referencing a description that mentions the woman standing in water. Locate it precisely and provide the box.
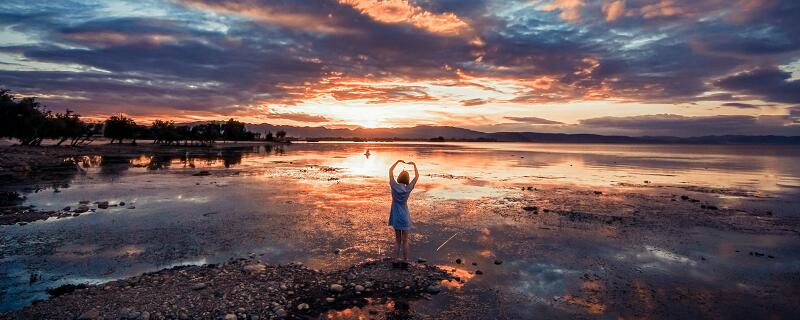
[388,160,419,267]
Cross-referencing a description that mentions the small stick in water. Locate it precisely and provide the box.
[436,232,459,252]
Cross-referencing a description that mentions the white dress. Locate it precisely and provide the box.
[388,177,416,230]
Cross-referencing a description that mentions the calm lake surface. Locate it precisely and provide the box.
[2,142,800,318]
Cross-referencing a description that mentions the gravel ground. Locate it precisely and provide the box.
[2,258,454,320]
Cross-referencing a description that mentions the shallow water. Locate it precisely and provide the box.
[2,142,800,318]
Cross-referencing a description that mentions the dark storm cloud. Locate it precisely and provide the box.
[577,114,800,137]
[721,102,760,109]
[504,116,564,125]
[715,67,800,104]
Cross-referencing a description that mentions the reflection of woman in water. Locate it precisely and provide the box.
[388,160,419,267]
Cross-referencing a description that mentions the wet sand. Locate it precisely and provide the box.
[1,142,799,319]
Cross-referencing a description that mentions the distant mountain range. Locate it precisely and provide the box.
[230,123,800,144]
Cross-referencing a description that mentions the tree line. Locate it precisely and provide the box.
[1,90,286,146]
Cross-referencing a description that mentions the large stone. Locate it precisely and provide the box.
[329,283,344,293]
[78,308,101,320]
[243,263,266,274]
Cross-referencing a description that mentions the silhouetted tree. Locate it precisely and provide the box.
[192,123,221,145]
[265,131,274,141]
[151,120,179,145]
[103,115,137,144]
[222,118,252,141]
[0,90,92,146]
[51,110,89,146]
[275,130,287,141]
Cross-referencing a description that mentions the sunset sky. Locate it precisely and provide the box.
[1,0,799,136]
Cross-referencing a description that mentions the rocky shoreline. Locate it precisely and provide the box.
[2,258,455,320]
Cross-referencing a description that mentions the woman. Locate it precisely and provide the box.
[388,159,419,267]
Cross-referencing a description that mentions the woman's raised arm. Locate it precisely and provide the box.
[409,162,419,186]
[389,160,404,182]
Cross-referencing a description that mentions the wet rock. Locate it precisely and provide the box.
[192,170,211,176]
[455,258,462,264]
[243,263,266,274]
[522,206,538,212]
[494,259,503,265]
[97,201,109,209]
[417,258,427,263]
[127,205,136,209]
[426,285,441,294]
[593,191,603,195]
[62,206,71,211]
[76,205,90,213]
[79,200,90,205]
[119,202,125,206]
[191,282,207,290]
[78,308,101,320]
[475,270,483,275]
[330,283,344,293]
[680,195,690,200]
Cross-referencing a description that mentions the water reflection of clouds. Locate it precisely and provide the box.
[511,262,582,299]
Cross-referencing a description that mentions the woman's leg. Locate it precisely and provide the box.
[394,229,402,260]
[401,230,410,261]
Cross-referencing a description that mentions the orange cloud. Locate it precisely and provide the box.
[639,0,687,19]
[540,0,586,22]
[339,0,470,35]
[63,32,177,47]
[602,0,626,21]
[181,0,355,34]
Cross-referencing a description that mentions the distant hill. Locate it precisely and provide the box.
[243,124,486,140]
[184,122,800,144]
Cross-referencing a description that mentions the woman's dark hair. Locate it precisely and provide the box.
[397,170,410,185]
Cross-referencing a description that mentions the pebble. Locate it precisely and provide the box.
[78,308,100,320]
[191,282,207,290]
[224,313,237,320]
[330,283,344,293]
[455,258,462,264]
[354,285,365,292]
[494,259,503,265]
[326,297,335,303]
[275,309,287,317]
[475,270,483,275]
[297,303,309,310]
[426,285,441,294]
